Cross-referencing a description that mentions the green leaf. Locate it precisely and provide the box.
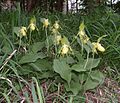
[32,77,45,103]
[66,56,76,64]
[59,56,76,64]
[19,52,46,64]
[65,80,81,95]
[29,63,42,72]
[65,73,81,95]
[31,42,45,53]
[53,59,71,84]
[84,78,99,91]
[79,73,88,84]
[29,59,52,71]
[71,63,85,72]
[18,65,33,75]
[74,51,84,62]
[90,70,104,82]
[84,70,104,91]
[19,58,53,76]
[84,58,100,70]
[31,81,38,103]
[77,38,91,53]
[83,44,92,53]
[46,35,54,47]
[2,40,13,54]
[39,71,54,79]
[13,27,20,37]
[71,58,100,72]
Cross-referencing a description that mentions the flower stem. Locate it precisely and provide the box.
[45,28,49,54]
[29,31,32,45]
[54,34,58,58]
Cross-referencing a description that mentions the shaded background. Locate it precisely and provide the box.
[0,0,120,14]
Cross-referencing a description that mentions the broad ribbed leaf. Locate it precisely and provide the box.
[29,59,52,71]
[66,56,76,64]
[85,58,100,70]
[65,80,81,95]
[71,63,85,72]
[84,70,104,91]
[84,78,99,91]
[53,59,71,84]
[65,73,82,95]
[19,52,46,64]
[90,70,104,82]
[31,42,45,53]
[71,58,100,72]
[75,51,84,62]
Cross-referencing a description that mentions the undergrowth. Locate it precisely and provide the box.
[0,7,120,102]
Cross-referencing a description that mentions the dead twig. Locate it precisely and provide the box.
[0,49,17,71]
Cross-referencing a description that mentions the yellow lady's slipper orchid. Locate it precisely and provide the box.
[61,44,69,55]
[92,42,105,53]
[92,35,106,53]
[52,28,58,34]
[51,21,60,35]
[96,43,105,52]
[60,44,73,56]
[56,35,61,45]
[19,27,27,36]
[43,19,49,28]
[29,23,36,31]
[79,30,89,44]
[53,21,59,30]
[79,30,85,36]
